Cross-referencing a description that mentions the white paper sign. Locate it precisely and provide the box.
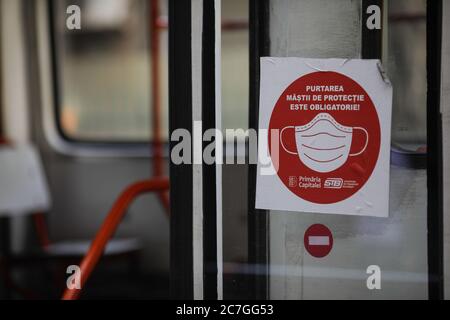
[255,58,392,217]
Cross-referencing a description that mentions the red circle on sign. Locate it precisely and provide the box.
[269,72,381,204]
[304,224,333,258]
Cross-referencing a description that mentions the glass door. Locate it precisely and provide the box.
[244,0,444,300]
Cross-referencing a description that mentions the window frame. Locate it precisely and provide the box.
[43,0,167,157]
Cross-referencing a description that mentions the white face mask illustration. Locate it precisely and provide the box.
[280,113,368,173]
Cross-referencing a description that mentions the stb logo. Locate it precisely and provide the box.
[324,178,343,189]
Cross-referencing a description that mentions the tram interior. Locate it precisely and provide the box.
[1,0,449,300]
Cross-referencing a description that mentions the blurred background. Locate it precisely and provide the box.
[0,0,442,300]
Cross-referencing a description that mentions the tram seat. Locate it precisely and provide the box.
[0,144,50,215]
[0,143,142,296]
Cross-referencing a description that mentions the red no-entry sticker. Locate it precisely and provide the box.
[304,224,333,258]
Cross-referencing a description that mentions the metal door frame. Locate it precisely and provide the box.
[169,0,222,300]
[426,0,444,300]
[247,0,445,300]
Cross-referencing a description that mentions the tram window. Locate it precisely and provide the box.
[51,0,248,144]
[51,0,168,142]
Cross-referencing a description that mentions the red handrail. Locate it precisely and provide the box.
[62,178,169,300]
[63,0,172,300]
